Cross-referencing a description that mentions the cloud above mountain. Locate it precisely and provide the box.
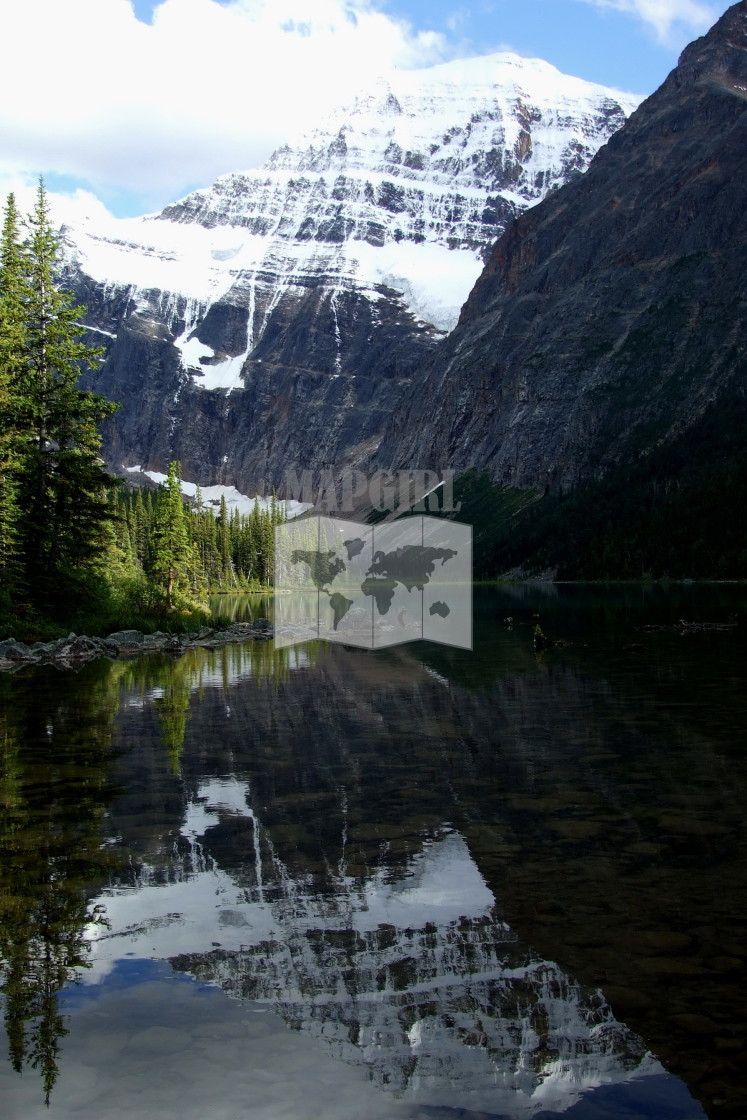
[0,0,731,219]
[0,0,446,208]
[577,0,720,43]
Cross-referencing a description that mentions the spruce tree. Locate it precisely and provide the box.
[150,461,192,609]
[217,494,232,585]
[14,181,119,599]
[0,194,26,589]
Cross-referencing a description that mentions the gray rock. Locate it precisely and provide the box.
[0,639,36,661]
[106,629,145,647]
[1,618,278,673]
[60,636,102,657]
[142,633,168,647]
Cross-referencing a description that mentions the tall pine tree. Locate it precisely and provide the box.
[0,194,26,589]
[14,182,119,600]
[150,461,193,609]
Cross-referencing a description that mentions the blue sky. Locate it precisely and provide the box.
[380,0,695,89]
[0,0,730,220]
[130,0,722,90]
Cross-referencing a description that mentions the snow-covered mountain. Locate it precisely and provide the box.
[64,54,641,495]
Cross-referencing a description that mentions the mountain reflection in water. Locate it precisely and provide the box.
[1,584,745,1120]
[90,811,661,1117]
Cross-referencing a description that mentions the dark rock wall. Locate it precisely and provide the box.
[374,2,747,492]
[78,279,438,490]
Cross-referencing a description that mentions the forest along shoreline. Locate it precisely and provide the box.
[0,618,274,673]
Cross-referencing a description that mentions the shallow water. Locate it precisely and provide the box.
[1,585,745,1119]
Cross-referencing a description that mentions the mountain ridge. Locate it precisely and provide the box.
[373,2,747,504]
[59,52,639,494]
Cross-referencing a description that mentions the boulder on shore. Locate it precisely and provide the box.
[0,621,276,673]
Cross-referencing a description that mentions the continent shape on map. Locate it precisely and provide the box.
[290,549,346,590]
[368,545,457,590]
[430,601,450,618]
[343,538,366,561]
[360,576,397,617]
[362,545,459,614]
[288,548,357,629]
[329,591,355,630]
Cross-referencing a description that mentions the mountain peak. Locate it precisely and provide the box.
[61,52,640,494]
[678,0,747,65]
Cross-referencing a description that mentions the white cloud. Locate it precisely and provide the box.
[0,0,447,211]
[0,172,117,230]
[576,0,722,44]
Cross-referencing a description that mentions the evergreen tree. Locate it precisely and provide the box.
[0,194,26,588]
[150,461,192,609]
[113,482,290,598]
[12,182,119,599]
[217,494,233,584]
[249,498,262,584]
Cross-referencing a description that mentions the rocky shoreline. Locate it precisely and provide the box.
[0,619,274,673]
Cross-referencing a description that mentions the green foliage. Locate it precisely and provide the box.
[0,183,120,610]
[149,461,194,609]
[0,193,26,584]
[116,470,286,598]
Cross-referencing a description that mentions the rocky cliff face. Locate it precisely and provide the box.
[60,55,638,494]
[374,2,747,493]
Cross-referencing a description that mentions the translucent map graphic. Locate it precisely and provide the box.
[275,516,472,650]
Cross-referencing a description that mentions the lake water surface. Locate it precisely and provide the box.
[0,585,745,1120]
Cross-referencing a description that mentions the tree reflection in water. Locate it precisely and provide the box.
[0,663,124,1103]
[0,636,310,1103]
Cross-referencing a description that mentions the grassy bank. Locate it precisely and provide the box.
[0,570,233,643]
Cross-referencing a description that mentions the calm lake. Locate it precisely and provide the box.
[0,584,745,1120]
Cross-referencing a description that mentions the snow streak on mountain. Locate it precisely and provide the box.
[62,53,640,492]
